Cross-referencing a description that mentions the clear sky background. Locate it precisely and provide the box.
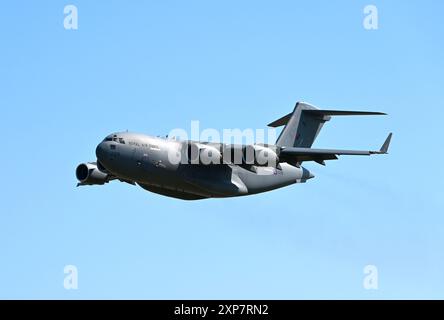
[1,1,443,299]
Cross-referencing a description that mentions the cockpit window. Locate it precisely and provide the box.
[103,135,125,144]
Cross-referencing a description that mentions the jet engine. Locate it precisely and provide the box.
[187,143,223,165]
[243,145,279,167]
[76,162,111,186]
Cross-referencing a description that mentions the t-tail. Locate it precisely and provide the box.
[268,102,392,165]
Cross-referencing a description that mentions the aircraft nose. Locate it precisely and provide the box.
[308,172,315,179]
[95,142,107,161]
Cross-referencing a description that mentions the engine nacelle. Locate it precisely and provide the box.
[76,162,110,186]
[187,143,223,165]
[186,143,279,167]
[243,145,279,167]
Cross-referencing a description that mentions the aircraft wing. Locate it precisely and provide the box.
[279,133,392,165]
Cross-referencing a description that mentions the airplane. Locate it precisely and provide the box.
[76,101,392,200]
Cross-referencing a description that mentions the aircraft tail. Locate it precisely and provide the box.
[268,102,386,148]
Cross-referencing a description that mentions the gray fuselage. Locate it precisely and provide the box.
[93,132,312,200]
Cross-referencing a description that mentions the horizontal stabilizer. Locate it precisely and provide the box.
[268,108,386,128]
[267,112,292,128]
[304,110,386,116]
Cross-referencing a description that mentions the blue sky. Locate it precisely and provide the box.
[0,0,443,299]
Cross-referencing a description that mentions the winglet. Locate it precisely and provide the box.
[370,132,392,154]
[380,132,392,153]
[370,133,392,154]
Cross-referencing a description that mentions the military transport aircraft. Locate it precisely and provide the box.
[76,101,391,200]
